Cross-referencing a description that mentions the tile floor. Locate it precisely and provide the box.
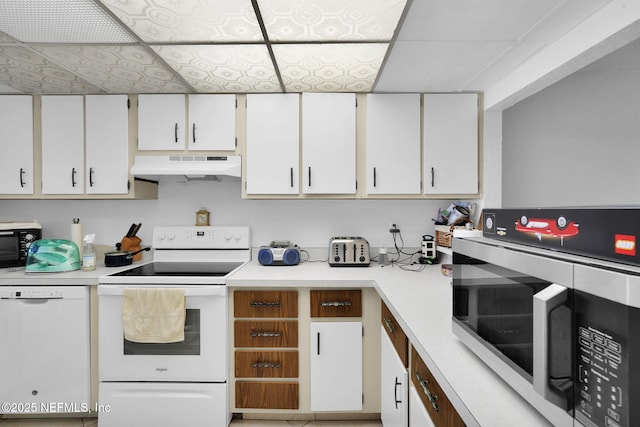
[0,418,381,426]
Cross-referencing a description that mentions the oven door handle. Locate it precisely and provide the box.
[533,283,569,409]
[97,285,226,297]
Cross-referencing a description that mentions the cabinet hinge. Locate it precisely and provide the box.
[362,326,364,337]
[355,97,358,108]
[127,180,131,190]
[127,98,130,109]
[235,98,238,109]
[235,137,238,148]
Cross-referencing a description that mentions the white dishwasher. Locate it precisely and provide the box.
[0,286,90,414]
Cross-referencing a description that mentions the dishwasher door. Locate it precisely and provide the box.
[0,286,90,414]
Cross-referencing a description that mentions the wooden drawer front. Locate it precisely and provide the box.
[234,320,298,348]
[310,289,362,317]
[381,302,409,367]
[235,351,299,378]
[234,290,298,318]
[236,381,299,409]
[411,346,465,427]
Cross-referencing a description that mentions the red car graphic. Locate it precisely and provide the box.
[515,215,579,245]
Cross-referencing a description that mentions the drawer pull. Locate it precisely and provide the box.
[250,332,281,338]
[250,301,281,308]
[321,301,352,307]
[383,316,395,334]
[416,372,439,412]
[251,362,281,369]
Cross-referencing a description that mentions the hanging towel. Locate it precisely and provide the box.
[122,288,186,343]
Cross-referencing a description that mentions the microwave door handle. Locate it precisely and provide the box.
[533,283,569,408]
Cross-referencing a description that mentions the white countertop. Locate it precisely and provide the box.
[228,260,552,427]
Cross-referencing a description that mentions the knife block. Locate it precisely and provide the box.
[120,236,143,261]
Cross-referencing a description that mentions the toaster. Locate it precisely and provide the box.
[329,237,370,267]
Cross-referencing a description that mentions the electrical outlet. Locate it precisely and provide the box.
[388,222,400,234]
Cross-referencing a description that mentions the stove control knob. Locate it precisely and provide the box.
[225,233,232,241]
[235,233,242,241]
[157,233,166,240]
[167,232,176,240]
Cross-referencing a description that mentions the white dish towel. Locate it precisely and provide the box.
[122,288,186,343]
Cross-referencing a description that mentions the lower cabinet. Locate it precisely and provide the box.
[230,287,380,417]
[411,346,465,427]
[310,321,363,411]
[380,325,408,426]
[409,384,436,427]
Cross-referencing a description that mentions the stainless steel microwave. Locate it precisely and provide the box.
[0,221,42,268]
[453,237,639,427]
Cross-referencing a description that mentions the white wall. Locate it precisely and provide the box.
[501,39,640,207]
[0,180,462,251]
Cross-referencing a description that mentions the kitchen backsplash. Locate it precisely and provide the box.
[0,180,474,249]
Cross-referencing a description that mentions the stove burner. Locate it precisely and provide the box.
[111,261,244,277]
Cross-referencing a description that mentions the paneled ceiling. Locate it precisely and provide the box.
[0,0,623,95]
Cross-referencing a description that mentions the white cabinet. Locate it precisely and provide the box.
[409,384,436,427]
[301,93,356,194]
[188,94,236,151]
[310,321,362,411]
[246,94,299,195]
[423,93,478,195]
[138,94,185,150]
[41,96,85,195]
[0,95,33,194]
[85,95,129,194]
[381,326,408,427]
[366,93,421,195]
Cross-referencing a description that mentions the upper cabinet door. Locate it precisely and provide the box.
[423,93,478,195]
[302,93,356,195]
[188,94,236,151]
[0,96,33,195]
[138,94,185,150]
[366,94,421,195]
[41,96,84,195]
[85,95,129,195]
[246,94,299,195]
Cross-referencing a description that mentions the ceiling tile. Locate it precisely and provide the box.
[153,45,280,92]
[99,0,263,42]
[258,0,407,41]
[273,43,387,92]
[0,0,136,43]
[0,46,104,93]
[396,0,566,41]
[0,32,18,44]
[0,81,22,93]
[31,45,189,93]
[375,40,512,92]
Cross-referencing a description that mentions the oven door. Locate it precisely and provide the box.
[452,238,574,427]
[98,284,227,382]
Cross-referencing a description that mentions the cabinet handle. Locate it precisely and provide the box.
[250,301,281,308]
[416,372,439,412]
[373,167,377,187]
[19,168,25,188]
[174,123,178,143]
[394,377,402,409]
[308,166,311,187]
[192,123,196,143]
[290,167,294,188]
[251,362,281,369]
[71,167,77,187]
[431,167,435,187]
[321,300,352,307]
[250,331,281,338]
[383,316,395,334]
[89,167,94,187]
[317,332,321,355]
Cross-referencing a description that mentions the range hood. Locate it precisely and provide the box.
[130,155,241,181]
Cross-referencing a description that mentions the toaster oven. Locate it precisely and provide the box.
[0,221,42,269]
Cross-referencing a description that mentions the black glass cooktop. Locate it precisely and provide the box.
[111,261,244,277]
